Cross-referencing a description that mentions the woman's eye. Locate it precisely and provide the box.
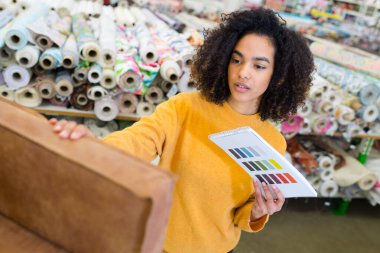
[231,58,240,64]
[255,65,266,70]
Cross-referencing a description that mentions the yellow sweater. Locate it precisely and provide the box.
[102,92,286,253]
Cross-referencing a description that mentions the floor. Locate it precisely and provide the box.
[235,198,380,253]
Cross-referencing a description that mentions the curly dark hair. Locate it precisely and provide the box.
[191,8,314,122]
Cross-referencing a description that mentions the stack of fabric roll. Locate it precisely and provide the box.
[0,0,200,122]
[280,58,380,140]
[286,136,378,199]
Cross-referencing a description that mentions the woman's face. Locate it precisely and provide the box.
[227,33,275,115]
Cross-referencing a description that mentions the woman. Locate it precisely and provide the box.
[51,8,314,253]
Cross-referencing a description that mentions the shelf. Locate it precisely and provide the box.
[33,104,141,121]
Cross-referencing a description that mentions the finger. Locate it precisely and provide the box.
[53,120,68,132]
[253,180,266,208]
[59,121,77,139]
[48,118,58,125]
[262,182,273,203]
[272,185,285,208]
[70,124,94,140]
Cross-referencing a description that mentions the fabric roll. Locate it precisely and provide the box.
[72,13,100,62]
[117,92,138,114]
[160,59,181,83]
[15,44,40,68]
[309,112,333,134]
[115,55,142,93]
[160,80,175,93]
[323,89,343,105]
[35,74,56,99]
[100,68,117,89]
[178,70,196,93]
[38,48,62,70]
[312,99,333,114]
[55,69,73,97]
[35,34,54,50]
[286,137,318,174]
[308,175,322,190]
[0,10,14,29]
[84,118,118,138]
[357,174,378,191]
[320,168,334,181]
[358,84,380,106]
[136,101,155,117]
[3,64,32,90]
[334,105,355,125]
[358,105,379,123]
[99,6,116,67]
[53,15,72,36]
[0,46,16,67]
[297,99,312,117]
[0,84,15,101]
[70,84,93,111]
[73,63,90,83]
[317,154,335,170]
[299,118,312,134]
[319,180,339,197]
[281,114,304,139]
[135,22,158,64]
[87,86,109,101]
[14,86,42,107]
[114,6,136,27]
[50,94,69,107]
[4,4,49,50]
[145,86,164,105]
[94,96,119,121]
[62,34,79,69]
[135,57,160,95]
[88,63,103,83]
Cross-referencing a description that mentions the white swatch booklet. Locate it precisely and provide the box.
[209,127,317,198]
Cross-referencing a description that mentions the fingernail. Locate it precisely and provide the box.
[272,185,277,190]
[71,132,79,139]
[262,182,266,186]
[53,125,61,131]
[59,130,68,138]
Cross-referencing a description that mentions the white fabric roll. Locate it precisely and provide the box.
[0,84,15,101]
[88,63,103,83]
[15,44,40,68]
[3,64,32,90]
[136,101,155,117]
[94,96,119,121]
[320,168,334,181]
[358,105,379,123]
[178,70,196,93]
[334,105,355,125]
[62,34,79,69]
[87,86,109,101]
[160,59,181,83]
[319,180,338,197]
[14,86,42,107]
[297,99,312,117]
[317,155,335,170]
[100,68,117,89]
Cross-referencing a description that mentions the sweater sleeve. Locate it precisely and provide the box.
[101,97,179,163]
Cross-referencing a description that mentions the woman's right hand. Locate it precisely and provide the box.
[49,118,95,140]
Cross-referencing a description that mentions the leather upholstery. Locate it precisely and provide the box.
[0,97,176,253]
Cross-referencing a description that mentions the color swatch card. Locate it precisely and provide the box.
[209,127,317,198]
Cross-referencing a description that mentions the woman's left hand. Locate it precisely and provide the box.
[250,179,285,221]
